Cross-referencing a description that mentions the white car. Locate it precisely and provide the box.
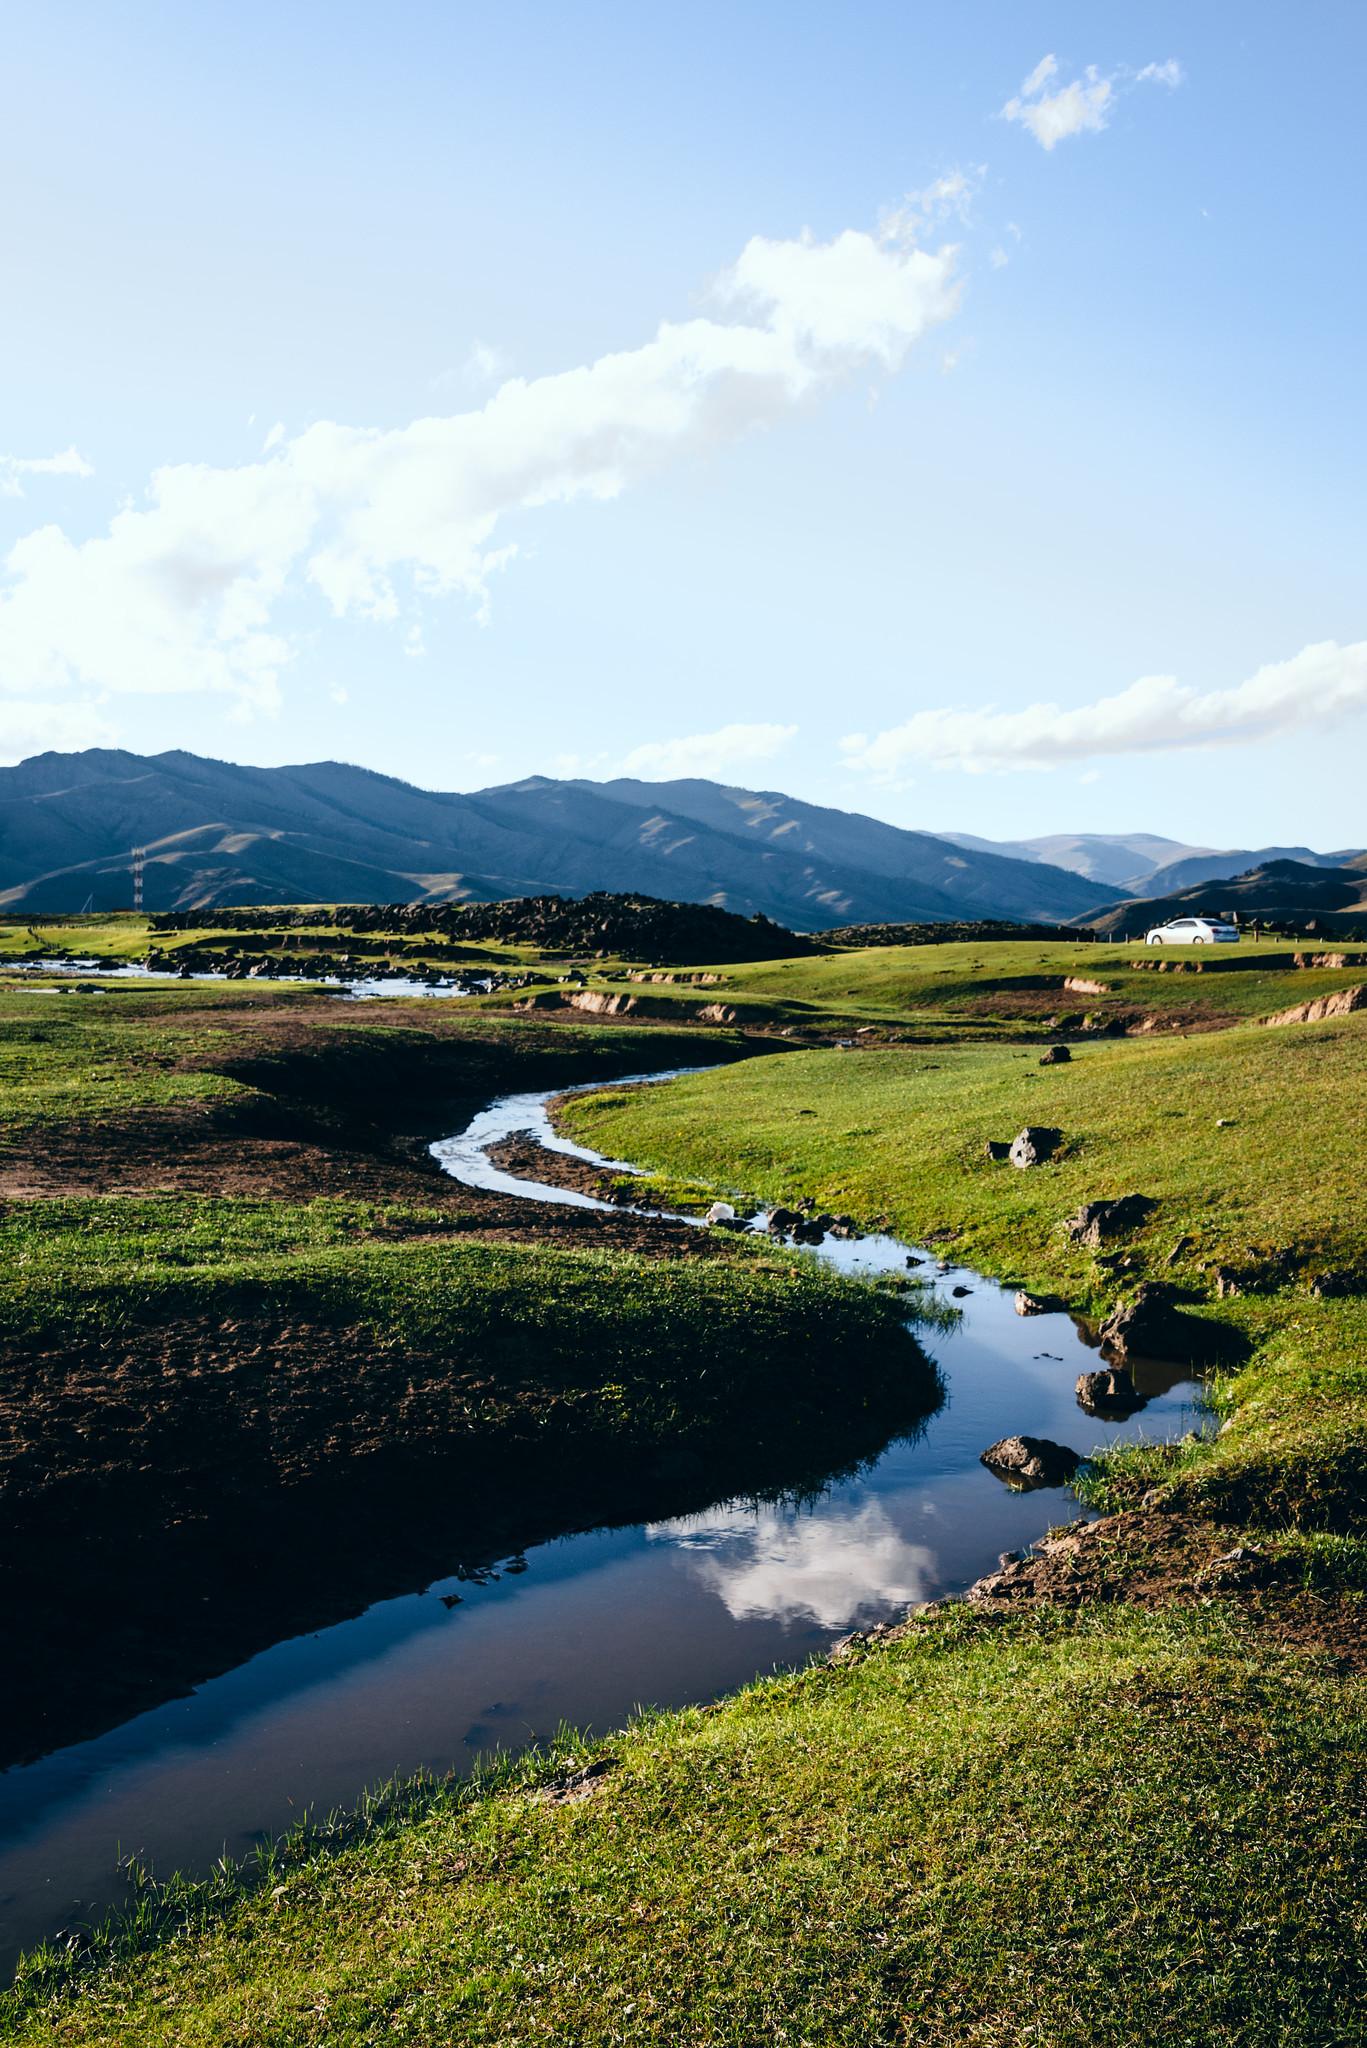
[1145,915,1241,945]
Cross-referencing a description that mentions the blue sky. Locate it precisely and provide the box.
[3,1,1365,848]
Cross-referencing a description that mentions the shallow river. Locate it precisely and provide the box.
[0,1067,1200,1970]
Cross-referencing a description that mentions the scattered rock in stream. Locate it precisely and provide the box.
[1008,1126,1063,1169]
[1014,1289,1066,1317]
[1076,1365,1143,1414]
[980,1435,1083,1488]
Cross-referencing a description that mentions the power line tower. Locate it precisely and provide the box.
[131,846,146,914]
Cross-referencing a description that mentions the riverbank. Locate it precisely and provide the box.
[2,966,1364,2040]
[6,1602,1363,2045]
[1,1219,935,1764]
[559,1016,1367,1545]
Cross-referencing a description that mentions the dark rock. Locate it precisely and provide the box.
[1166,1235,1194,1266]
[1009,1126,1062,1169]
[1038,1044,1072,1065]
[1311,1269,1361,1299]
[1014,1289,1065,1316]
[980,1434,1083,1488]
[951,1284,972,1298]
[1075,1365,1142,1413]
[765,1207,803,1237]
[1099,1282,1245,1367]
[1063,1194,1157,1247]
[984,1139,1011,1162]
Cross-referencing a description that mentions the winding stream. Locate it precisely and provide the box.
[0,1066,1201,1971]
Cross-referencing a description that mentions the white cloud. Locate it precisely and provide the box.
[1002,52,1183,150]
[840,639,1367,779]
[262,421,286,453]
[0,447,94,498]
[649,1498,937,1630]
[1002,56,1114,149]
[617,721,798,782]
[0,218,959,723]
[0,696,117,764]
[1137,59,1184,88]
[431,341,513,394]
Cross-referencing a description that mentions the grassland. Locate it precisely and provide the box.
[1,925,1364,2043]
[562,1010,1367,1293]
[563,1012,1367,1535]
[5,1606,1362,2046]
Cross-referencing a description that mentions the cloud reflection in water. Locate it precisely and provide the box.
[646,1499,937,1631]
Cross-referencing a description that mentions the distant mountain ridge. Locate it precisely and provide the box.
[942,829,1361,897]
[1085,856,1367,938]
[0,749,1115,929]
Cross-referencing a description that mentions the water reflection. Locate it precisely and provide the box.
[651,1498,938,1628]
[0,1066,1202,1975]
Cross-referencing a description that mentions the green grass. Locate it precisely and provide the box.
[545,934,1367,1035]
[0,986,747,1144]
[6,919,1364,1042]
[5,947,1365,2038]
[0,914,153,963]
[0,993,248,1129]
[562,1014,1367,1535]
[561,1012,1367,1292]
[5,1605,1362,2047]
[0,1192,919,1367]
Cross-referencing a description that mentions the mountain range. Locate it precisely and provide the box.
[1085,855,1367,939]
[0,748,1358,931]
[940,829,1361,897]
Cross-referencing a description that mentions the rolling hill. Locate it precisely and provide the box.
[1084,856,1367,938]
[0,750,1115,929]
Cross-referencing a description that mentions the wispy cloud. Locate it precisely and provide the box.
[0,696,117,764]
[0,216,960,720]
[840,640,1367,779]
[0,447,94,498]
[1002,52,1183,151]
[617,721,798,782]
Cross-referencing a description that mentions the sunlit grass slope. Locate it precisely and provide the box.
[5,1606,1363,2047]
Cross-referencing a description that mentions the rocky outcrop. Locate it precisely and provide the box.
[1262,986,1367,1028]
[1063,975,1111,996]
[980,1435,1083,1488]
[1038,1044,1072,1065]
[566,990,640,1016]
[1009,1126,1063,1168]
[1062,1194,1157,1247]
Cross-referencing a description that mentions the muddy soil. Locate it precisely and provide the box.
[958,1508,1367,1671]
[0,1001,742,1251]
[0,1303,936,1766]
